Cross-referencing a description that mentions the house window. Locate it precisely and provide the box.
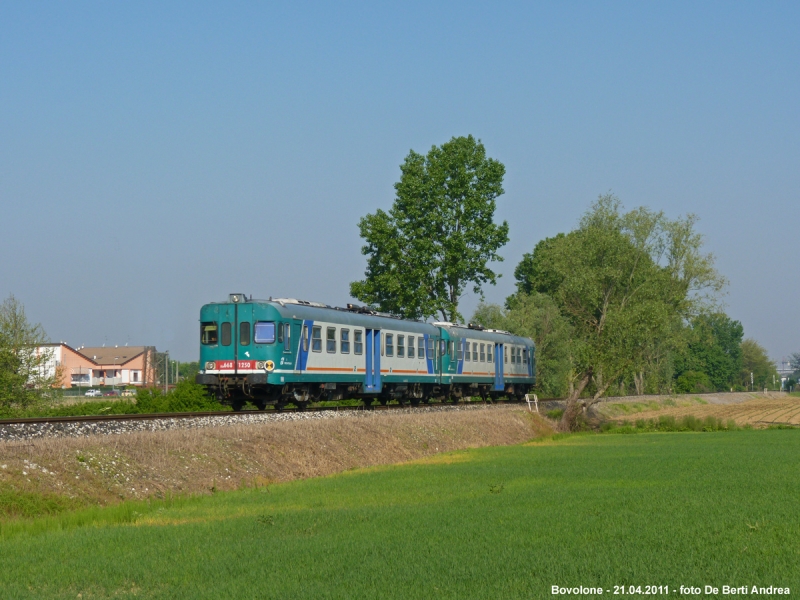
[240,322,251,346]
[254,322,275,344]
[201,322,218,345]
[418,337,424,359]
[327,327,336,353]
[488,344,493,363]
[408,336,415,358]
[386,334,394,357]
[397,335,405,358]
[221,322,232,346]
[284,323,291,353]
[312,326,322,352]
[472,342,478,362]
[341,329,350,354]
[354,330,363,355]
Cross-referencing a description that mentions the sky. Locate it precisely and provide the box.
[1,2,798,362]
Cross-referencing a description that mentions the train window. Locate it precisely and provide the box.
[201,322,218,345]
[239,322,251,346]
[472,343,478,362]
[327,327,336,353]
[426,338,434,359]
[221,322,232,346]
[408,336,415,358]
[465,340,470,361]
[439,340,446,356]
[417,337,423,359]
[397,335,405,357]
[277,324,283,343]
[302,325,309,352]
[488,344,493,363]
[354,330,363,355]
[386,334,394,357]
[312,326,322,352]
[254,322,275,344]
[480,344,485,362]
[457,339,463,361]
[522,348,527,365]
[341,329,350,354]
[284,323,291,352]
[449,341,455,357]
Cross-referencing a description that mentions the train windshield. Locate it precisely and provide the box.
[254,321,276,344]
[201,322,218,345]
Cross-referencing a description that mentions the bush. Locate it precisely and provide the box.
[135,381,223,413]
[545,408,564,420]
[675,371,713,394]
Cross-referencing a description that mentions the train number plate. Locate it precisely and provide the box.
[213,360,256,370]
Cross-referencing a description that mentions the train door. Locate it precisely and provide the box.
[210,303,236,372]
[364,329,382,393]
[235,303,255,372]
[493,342,504,391]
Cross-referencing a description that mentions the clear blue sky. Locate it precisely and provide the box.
[1,2,797,362]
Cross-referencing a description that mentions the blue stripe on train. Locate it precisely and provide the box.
[296,320,313,371]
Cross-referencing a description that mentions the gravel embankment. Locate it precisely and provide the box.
[0,403,502,442]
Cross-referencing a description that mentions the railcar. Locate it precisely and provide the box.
[195,294,535,410]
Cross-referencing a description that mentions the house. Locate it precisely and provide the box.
[36,344,158,388]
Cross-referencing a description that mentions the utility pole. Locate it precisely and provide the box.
[164,351,169,394]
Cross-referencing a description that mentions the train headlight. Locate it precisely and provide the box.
[205,361,215,370]
[265,360,275,372]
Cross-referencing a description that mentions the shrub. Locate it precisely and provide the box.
[545,408,564,420]
[675,371,713,394]
[136,381,222,413]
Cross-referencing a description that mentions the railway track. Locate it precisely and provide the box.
[0,398,522,428]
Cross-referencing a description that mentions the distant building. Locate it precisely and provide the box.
[36,344,158,388]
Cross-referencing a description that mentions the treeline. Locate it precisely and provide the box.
[472,197,779,402]
[348,135,786,429]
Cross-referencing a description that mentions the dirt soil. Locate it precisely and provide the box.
[598,392,800,426]
[0,406,552,513]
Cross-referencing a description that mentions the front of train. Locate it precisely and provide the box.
[195,294,288,409]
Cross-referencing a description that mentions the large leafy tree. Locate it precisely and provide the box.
[515,195,725,429]
[0,295,55,412]
[350,135,509,322]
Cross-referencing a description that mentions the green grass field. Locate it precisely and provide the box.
[1,430,798,599]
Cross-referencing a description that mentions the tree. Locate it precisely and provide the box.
[350,135,509,322]
[472,293,573,398]
[789,352,800,377]
[674,313,743,392]
[739,339,778,390]
[515,195,726,429]
[0,295,56,411]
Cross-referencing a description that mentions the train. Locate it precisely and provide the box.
[195,294,535,410]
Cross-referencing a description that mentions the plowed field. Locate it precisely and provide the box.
[610,395,800,427]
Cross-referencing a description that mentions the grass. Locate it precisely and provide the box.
[600,414,745,433]
[1,430,798,598]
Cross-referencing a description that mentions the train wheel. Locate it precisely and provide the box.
[231,399,245,412]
